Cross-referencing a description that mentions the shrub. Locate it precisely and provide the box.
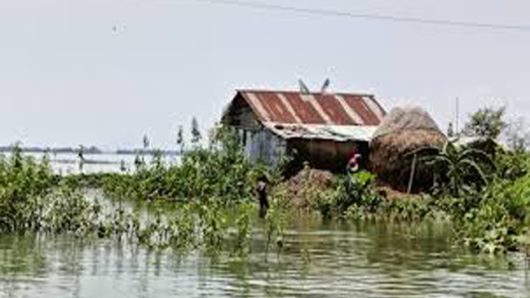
[313,171,379,219]
[101,125,270,205]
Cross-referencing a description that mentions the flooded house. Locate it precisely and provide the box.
[221,89,387,172]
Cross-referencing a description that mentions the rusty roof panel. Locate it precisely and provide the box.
[314,94,357,125]
[257,92,297,124]
[342,95,379,125]
[236,90,385,127]
[283,93,324,124]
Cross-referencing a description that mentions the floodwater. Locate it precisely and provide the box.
[1,220,529,298]
[4,152,180,174]
[1,154,529,297]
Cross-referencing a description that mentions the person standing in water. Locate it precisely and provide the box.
[256,175,269,218]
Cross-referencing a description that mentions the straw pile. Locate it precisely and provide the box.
[369,106,447,193]
[287,168,335,208]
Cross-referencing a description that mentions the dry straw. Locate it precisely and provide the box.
[369,107,447,193]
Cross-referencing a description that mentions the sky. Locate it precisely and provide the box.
[1,0,529,149]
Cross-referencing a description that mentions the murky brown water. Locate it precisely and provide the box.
[1,219,529,298]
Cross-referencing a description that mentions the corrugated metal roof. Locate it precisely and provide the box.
[264,122,378,142]
[223,89,386,142]
[237,90,386,126]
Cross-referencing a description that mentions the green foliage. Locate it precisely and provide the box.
[264,185,290,255]
[0,147,57,232]
[0,139,276,257]
[0,148,105,235]
[311,169,444,223]
[346,195,441,222]
[101,125,265,205]
[313,171,378,219]
[308,141,530,255]
[232,203,252,257]
[176,125,185,154]
[453,174,530,254]
[494,149,530,181]
[504,117,530,152]
[463,106,507,139]
[2,114,530,258]
[420,141,493,197]
[422,148,530,254]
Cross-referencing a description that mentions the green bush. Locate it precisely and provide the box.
[101,126,271,205]
[0,147,57,232]
[495,149,530,181]
[313,171,379,219]
[456,174,530,253]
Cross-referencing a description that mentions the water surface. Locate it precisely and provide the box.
[0,154,528,297]
[1,220,528,298]
[3,152,179,174]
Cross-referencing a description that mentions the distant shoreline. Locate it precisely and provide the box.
[0,146,180,156]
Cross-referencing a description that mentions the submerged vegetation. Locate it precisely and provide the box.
[101,126,269,204]
[0,127,287,258]
[307,144,530,254]
[1,107,530,258]
[306,107,530,254]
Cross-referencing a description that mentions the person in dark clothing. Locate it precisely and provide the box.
[256,175,269,218]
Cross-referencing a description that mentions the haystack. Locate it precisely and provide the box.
[369,106,447,193]
[287,168,334,208]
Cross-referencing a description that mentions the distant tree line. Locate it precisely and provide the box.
[0,145,103,155]
[447,106,530,152]
[1,116,205,156]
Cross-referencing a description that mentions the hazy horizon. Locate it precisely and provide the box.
[1,0,529,149]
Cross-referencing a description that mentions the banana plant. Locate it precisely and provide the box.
[418,141,494,196]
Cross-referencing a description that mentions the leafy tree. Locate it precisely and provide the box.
[463,107,507,139]
[176,125,185,154]
[495,150,529,181]
[504,117,530,152]
[191,117,201,144]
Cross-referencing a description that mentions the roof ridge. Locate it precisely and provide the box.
[230,89,385,127]
[236,89,374,97]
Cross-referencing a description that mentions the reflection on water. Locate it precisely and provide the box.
[1,220,529,298]
[0,154,528,297]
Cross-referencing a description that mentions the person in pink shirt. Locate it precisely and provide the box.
[347,150,362,174]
